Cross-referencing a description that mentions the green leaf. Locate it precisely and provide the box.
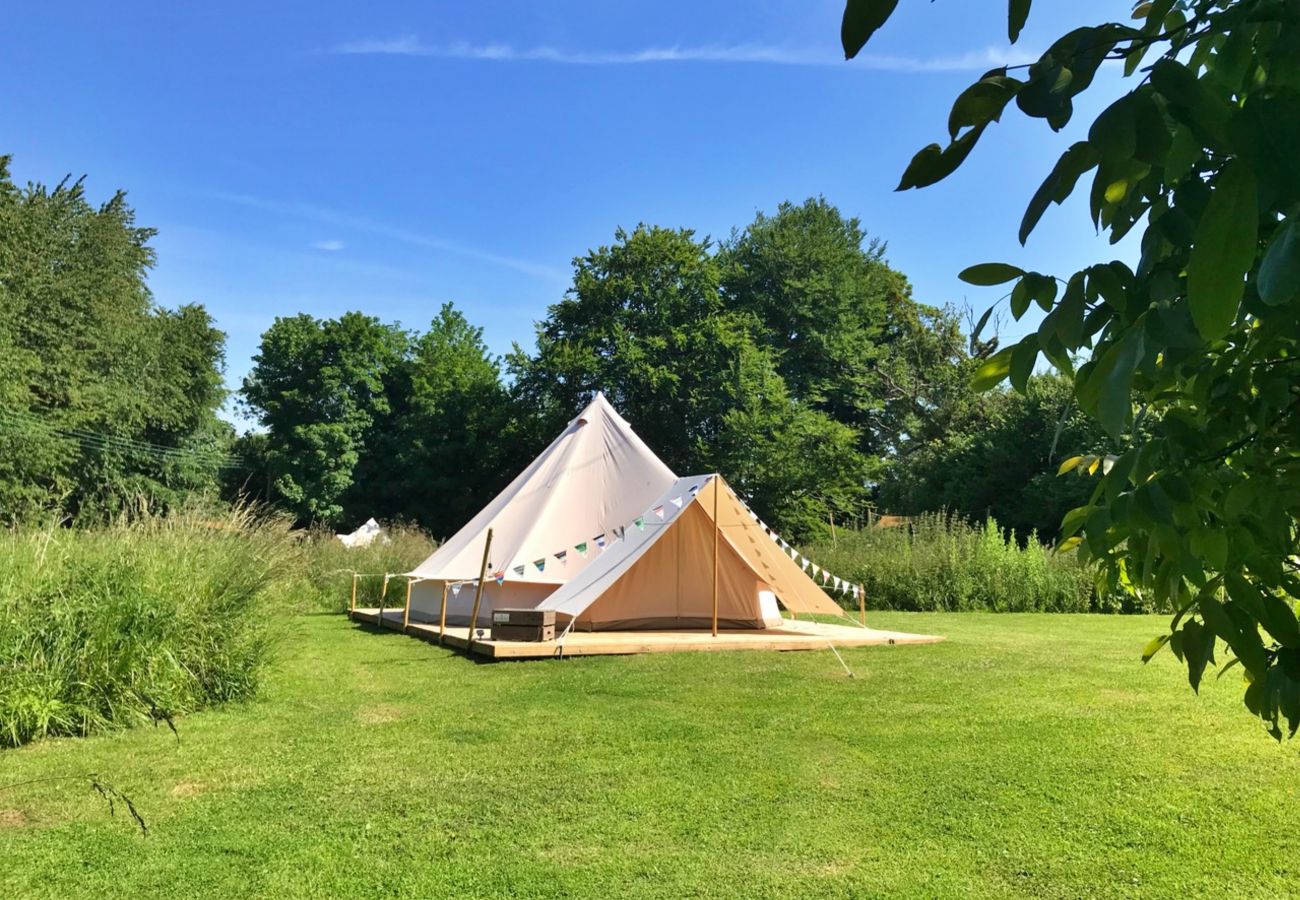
[1088,94,1138,162]
[1058,455,1084,475]
[1186,160,1259,341]
[897,124,987,191]
[1180,618,1215,692]
[1020,142,1098,244]
[1008,0,1032,43]
[971,345,1014,391]
[841,0,900,60]
[1190,528,1229,573]
[1009,337,1038,392]
[1199,593,1267,680]
[959,262,1025,286]
[1141,633,1169,663]
[1078,329,1144,437]
[1257,218,1300,307]
[971,304,995,345]
[948,76,1021,140]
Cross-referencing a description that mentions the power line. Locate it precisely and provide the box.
[0,407,251,470]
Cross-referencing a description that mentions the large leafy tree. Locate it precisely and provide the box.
[720,198,975,479]
[352,303,514,538]
[508,223,873,539]
[0,157,229,520]
[241,312,409,525]
[881,374,1109,542]
[842,0,1300,736]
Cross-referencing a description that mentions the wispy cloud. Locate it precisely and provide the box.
[312,239,346,251]
[328,36,1036,73]
[211,191,565,282]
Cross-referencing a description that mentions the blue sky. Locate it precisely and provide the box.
[4,1,1136,426]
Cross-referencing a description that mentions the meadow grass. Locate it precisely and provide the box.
[2,611,1297,898]
[0,512,434,747]
[806,513,1104,613]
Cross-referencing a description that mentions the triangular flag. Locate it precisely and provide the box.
[634,516,645,530]
[653,505,665,519]
[689,484,701,496]
[451,582,462,596]
[575,542,588,557]
[555,550,568,565]
[512,564,525,577]
[533,558,546,572]
[594,533,606,549]
[799,556,809,570]
[833,576,843,591]
[670,496,683,509]
[811,564,821,576]
[614,526,626,541]
[494,570,506,585]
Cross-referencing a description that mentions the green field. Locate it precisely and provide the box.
[2,612,1297,898]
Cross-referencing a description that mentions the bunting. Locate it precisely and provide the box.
[493,570,506,586]
[653,505,665,519]
[451,582,463,596]
[512,564,525,577]
[634,516,645,531]
[555,550,567,565]
[575,541,588,557]
[594,533,607,550]
[670,496,683,509]
[533,558,546,572]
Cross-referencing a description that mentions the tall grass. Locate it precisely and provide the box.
[805,511,1102,613]
[0,509,435,747]
[293,525,436,613]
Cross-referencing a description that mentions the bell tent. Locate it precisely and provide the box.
[404,392,677,626]
[535,473,850,632]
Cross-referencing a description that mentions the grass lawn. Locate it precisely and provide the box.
[2,612,1297,898]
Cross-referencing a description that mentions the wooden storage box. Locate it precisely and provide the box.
[491,623,556,642]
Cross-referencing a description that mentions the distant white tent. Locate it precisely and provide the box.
[405,393,677,626]
[535,474,849,631]
[336,517,383,548]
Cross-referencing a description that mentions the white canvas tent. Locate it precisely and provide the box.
[336,517,383,548]
[405,393,677,626]
[536,474,850,632]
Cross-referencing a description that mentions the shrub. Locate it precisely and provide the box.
[804,512,1103,613]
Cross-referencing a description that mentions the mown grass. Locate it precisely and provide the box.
[0,512,434,747]
[806,513,1108,613]
[2,612,1296,898]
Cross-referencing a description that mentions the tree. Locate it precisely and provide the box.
[508,223,873,539]
[0,156,230,520]
[881,374,1109,542]
[351,303,514,538]
[241,312,409,525]
[842,1,1300,736]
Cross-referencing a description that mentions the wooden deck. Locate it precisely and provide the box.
[348,607,943,659]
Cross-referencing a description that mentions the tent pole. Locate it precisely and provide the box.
[438,581,450,645]
[858,583,867,626]
[378,574,390,626]
[349,572,358,616]
[711,475,719,637]
[402,577,414,631]
[466,529,493,654]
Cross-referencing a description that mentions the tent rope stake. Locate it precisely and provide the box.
[466,528,493,653]
[827,642,855,678]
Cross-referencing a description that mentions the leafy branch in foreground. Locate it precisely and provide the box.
[843,0,1300,737]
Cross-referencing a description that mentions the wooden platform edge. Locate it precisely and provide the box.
[349,608,944,660]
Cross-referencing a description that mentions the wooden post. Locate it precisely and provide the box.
[858,583,867,626]
[466,529,493,654]
[378,574,390,626]
[438,581,450,645]
[711,475,720,637]
[402,577,415,631]
[349,572,358,615]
